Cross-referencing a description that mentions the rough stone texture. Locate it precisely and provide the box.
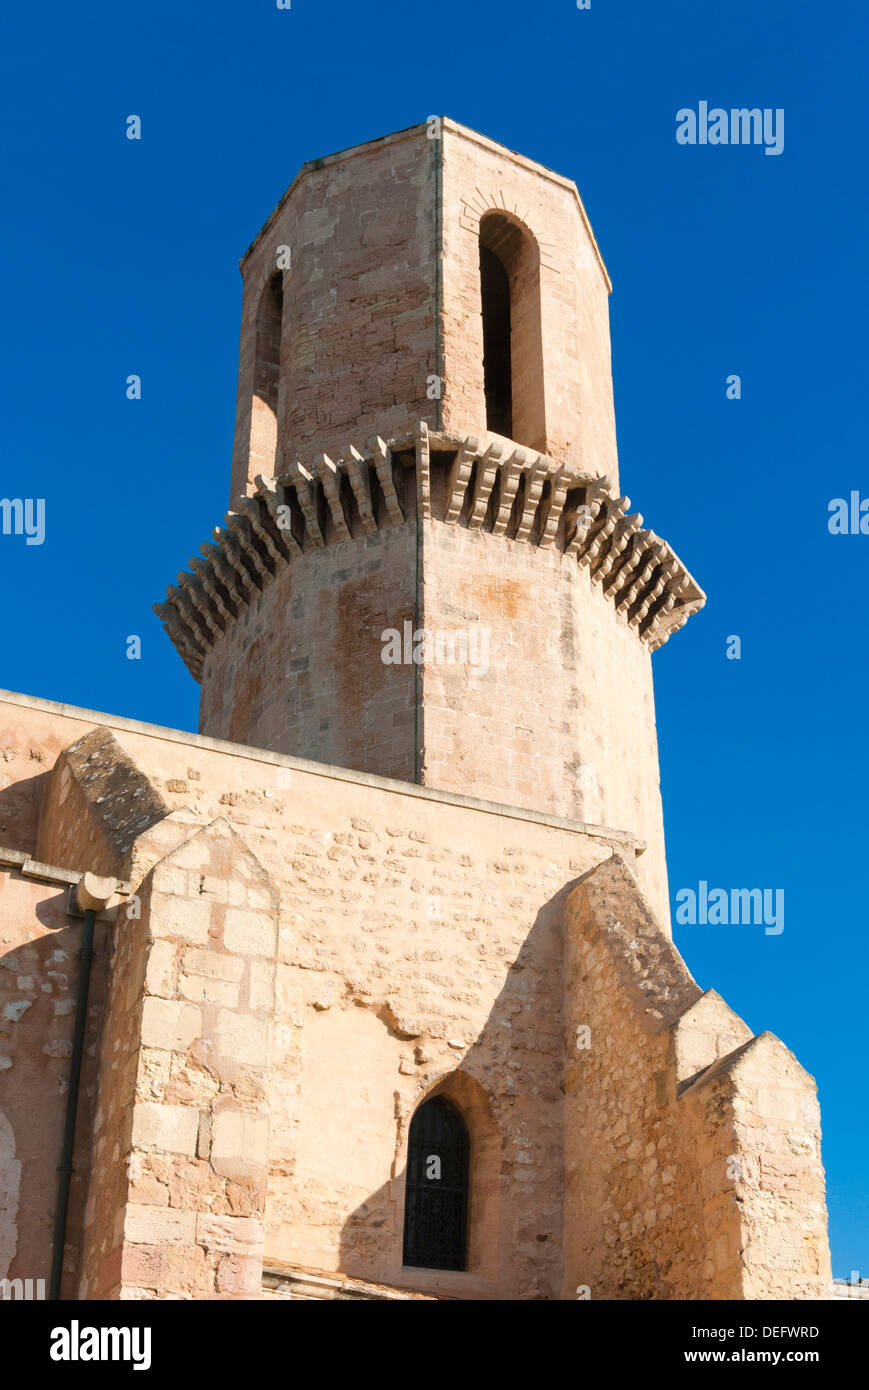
[262,1262,434,1300]
[0,693,832,1299]
[419,517,671,923]
[169,120,703,929]
[229,119,615,502]
[37,726,171,875]
[0,117,833,1302]
[198,508,418,783]
[230,123,437,504]
[681,1035,830,1300]
[0,884,112,1292]
[562,856,830,1299]
[78,817,278,1300]
[439,120,616,480]
[192,461,680,925]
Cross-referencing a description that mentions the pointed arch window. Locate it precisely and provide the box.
[402,1095,469,1271]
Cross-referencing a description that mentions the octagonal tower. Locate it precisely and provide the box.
[156,119,705,927]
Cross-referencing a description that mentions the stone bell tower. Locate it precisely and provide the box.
[0,115,826,1306]
[155,118,704,926]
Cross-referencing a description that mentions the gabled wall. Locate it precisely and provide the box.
[563,855,831,1299]
[0,693,832,1300]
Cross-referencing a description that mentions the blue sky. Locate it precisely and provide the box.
[1,0,866,1281]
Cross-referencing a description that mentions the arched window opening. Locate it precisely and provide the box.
[250,271,284,473]
[480,245,512,438]
[402,1095,469,1271]
[479,213,546,452]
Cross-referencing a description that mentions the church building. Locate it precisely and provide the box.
[0,119,831,1300]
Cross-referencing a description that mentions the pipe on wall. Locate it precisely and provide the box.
[49,871,121,1301]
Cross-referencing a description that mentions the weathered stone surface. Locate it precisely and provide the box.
[0,117,831,1305]
[37,726,170,874]
[130,1103,199,1156]
[562,856,831,1300]
[125,1205,196,1248]
[140,998,202,1053]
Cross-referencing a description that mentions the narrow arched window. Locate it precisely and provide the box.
[402,1095,469,1271]
[479,213,545,452]
[480,245,512,437]
[250,271,284,473]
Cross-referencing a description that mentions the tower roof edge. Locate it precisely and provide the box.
[238,117,611,292]
[440,118,611,292]
[239,120,431,269]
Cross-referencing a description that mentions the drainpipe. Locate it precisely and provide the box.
[50,871,118,1301]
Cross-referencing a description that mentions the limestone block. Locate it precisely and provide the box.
[756,1087,805,1124]
[670,989,753,1084]
[182,950,244,982]
[140,997,202,1052]
[196,1214,265,1257]
[248,960,275,1012]
[124,1204,197,1247]
[179,974,239,1007]
[137,1047,172,1101]
[224,907,276,958]
[130,1102,199,1156]
[216,1255,261,1294]
[216,1011,270,1067]
[211,1111,269,1182]
[144,941,175,998]
[198,875,228,902]
[148,891,212,945]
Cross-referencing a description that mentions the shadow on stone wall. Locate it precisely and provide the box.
[0,886,109,1293]
[335,879,583,1301]
[0,770,50,855]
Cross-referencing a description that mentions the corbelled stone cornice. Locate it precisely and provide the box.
[155,422,705,680]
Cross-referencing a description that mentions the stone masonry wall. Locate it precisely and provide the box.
[199,500,418,782]
[562,856,831,1300]
[0,693,637,1299]
[197,477,671,927]
[231,124,437,502]
[0,869,109,1294]
[420,517,670,926]
[440,120,618,485]
[0,715,129,1294]
[37,727,170,877]
[229,119,618,504]
[681,1033,830,1299]
[0,693,832,1299]
[80,817,279,1299]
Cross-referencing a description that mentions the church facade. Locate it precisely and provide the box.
[0,119,831,1300]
